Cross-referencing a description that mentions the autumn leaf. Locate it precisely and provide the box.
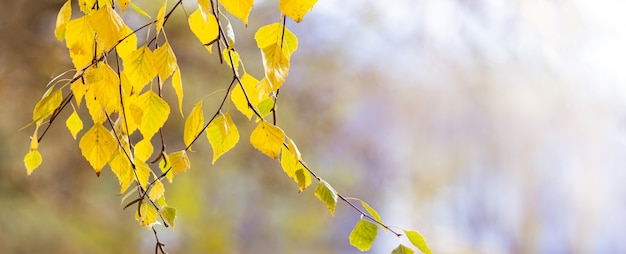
[231,73,262,120]
[124,46,157,92]
[54,0,72,41]
[64,16,96,68]
[135,91,170,140]
[88,5,125,51]
[79,123,118,175]
[250,120,285,160]
[255,23,298,90]
[117,0,130,13]
[134,138,154,161]
[404,230,432,254]
[165,150,191,182]
[66,107,83,139]
[279,0,318,23]
[156,0,168,36]
[160,206,177,228]
[188,8,219,54]
[148,180,165,201]
[349,219,378,251]
[116,25,137,61]
[109,151,134,193]
[154,43,178,81]
[171,68,184,116]
[136,202,158,228]
[32,88,62,123]
[218,0,254,26]
[207,112,239,164]
[24,149,43,175]
[314,180,338,215]
[184,101,204,150]
[134,159,152,189]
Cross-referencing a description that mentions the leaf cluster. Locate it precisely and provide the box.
[24,0,431,253]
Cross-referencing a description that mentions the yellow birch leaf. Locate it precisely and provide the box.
[188,8,218,54]
[32,89,62,123]
[156,0,168,36]
[124,46,157,92]
[206,112,239,164]
[159,207,176,228]
[110,151,134,193]
[294,168,311,191]
[85,87,107,123]
[24,149,43,175]
[250,120,284,160]
[65,16,96,69]
[117,25,137,61]
[198,0,212,16]
[314,180,338,215]
[89,5,125,51]
[279,0,318,23]
[154,42,178,80]
[168,150,191,177]
[171,67,184,116]
[71,79,88,107]
[184,101,204,150]
[148,180,165,201]
[349,219,379,251]
[91,63,121,114]
[223,49,241,74]
[255,23,298,89]
[218,0,254,26]
[66,107,83,139]
[135,91,170,140]
[55,0,72,41]
[135,202,158,228]
[117,0,130,13]
[257,97,275,117]
[130,2,151,18]
[79,123,118,175]
[121,93,139,134]
[134,138,154,161]
[135,158,152,189]
[280,137,300,179]
[404,230,432,254]
[231,73,261,120]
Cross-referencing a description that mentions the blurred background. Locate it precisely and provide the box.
[1,0,626,253]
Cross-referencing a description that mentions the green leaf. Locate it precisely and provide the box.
[391,244,415,254]
[349,219,378,251]
[314,180,337,215]
[404,230,432,254]
[159,206,177,228]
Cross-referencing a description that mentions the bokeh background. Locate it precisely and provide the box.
[1,0,625,253]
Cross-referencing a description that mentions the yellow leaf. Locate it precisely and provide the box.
[148,180,165,201]
[198,0,212,16]
[121,93,139,135]
[110,151,134,193]
[90,63,121,114]
[117,25,137,61]
[117,0,130,13]
[135,202,158,228]
[280,137,302,180]
[130,2,151,18]
[159,206,176,228]
[124,46,157,92]
[66,107,84,139]
[78,0,97,14]
[55,0,72,41]
[314,180,338,215]
[207,112,239,164]
[134,138,154,161]
[184,101,204,150]
[231,73,261,120]
[71,79,88,107]
[255,23,298,89]
[24,149,42,175]
[32,88,62,123]
[294,168,311,191]
[154,42,178,80]
[135,158,152,189]
[279,0,318,23]
[171,68,184,116]
[79,123,118,175]
[89,5,125,51]
[135,91,170,140]
[85,90,107,123]
[255,23,298,56]
[250,120,284,159]
[168,150,190,179]
[156,0,168,36]
[64,16,96,68]
[188,8,219,54]
[223,49,241,74]
[218,0,254,26]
